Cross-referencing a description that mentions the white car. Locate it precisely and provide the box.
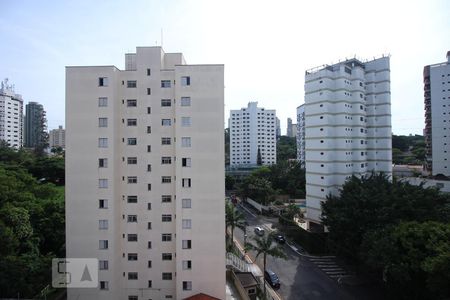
[254,226,265,236]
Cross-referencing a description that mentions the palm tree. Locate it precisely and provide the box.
[225,202,246,250]
[246,232,287,298]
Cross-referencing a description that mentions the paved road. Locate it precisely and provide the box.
[233,204,379,300]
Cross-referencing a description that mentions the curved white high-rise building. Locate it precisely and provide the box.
[304,57,392,228]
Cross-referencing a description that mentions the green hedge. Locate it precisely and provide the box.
[284,225,329,255]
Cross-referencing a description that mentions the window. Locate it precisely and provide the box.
[181,97,191,106]
[162,195,172,203]
[182,260,192,270]
[162,273,172,280]
[127,234,138,242]
[100,281,109,290]
[99,260,109,270]
[127,80,137,88]
[127,138,137,145]
[162,137,171,145]
[127,157,137,164]
[98,118,108,127]
[162,214,172,222]
[181,117,191,127]
[161,80,171,88]
[147,164,152,172]
[161,99,172,107]
[147,126,152,133]
[147,68,151,76]
[182,198,191,208]
[182,219,192,229]
[127,195,138,203]
[182,178,191,188]
[180,76,191,86]
[128,272,138,280]
[162,176,171,183]
[128,296,138,300]
[99,77,108,86]
[99,220,108,230]
[161,156,172,164]
[182,158,191,167]
[98,97,108,107]
[183,281,192,291]
[126,99,137,107]
[99,158,108,168]
[147,241,152,248]
[99,240,108,249]
[127,215,137,223]
[182,240,192,249]
[127,119,137,126]
[127,176,137,184]
[99,199,108,208]
[147,107,151,114]
[147,88,151,95]
[181,137,191,147]
[98,138,108,148]
[99,179,108,188]
[162,253,172,260]
[162,119,171,126]
[162,234,172,242]
[128,253,138,261]
[148,261,152,268]
[148,183,152,191]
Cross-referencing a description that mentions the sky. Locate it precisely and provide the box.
[0,0,449,135]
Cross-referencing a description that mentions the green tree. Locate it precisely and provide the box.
[279,203,303,226]
[246,233,286,298]
[225,175,236,191]
[225,202,246,250]
[277,136,296,162]
[239,176,275,205]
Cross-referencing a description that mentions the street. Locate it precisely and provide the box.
[233,203,380,300]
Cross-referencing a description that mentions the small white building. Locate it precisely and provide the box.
[49,125,65,148]
[0,78,23,148]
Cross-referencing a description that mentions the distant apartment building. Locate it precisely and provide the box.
[296,104,305,167]
[276,117,281,137]
[424,51,450,177]
[49,125,65,148]
[304,56,392,229]
[66,46,225,300]
[0,78,23,148]
[286,117,296,138]
[24,101,46,148]
[229,102,277,166]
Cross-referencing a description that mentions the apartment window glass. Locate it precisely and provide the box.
[100,281,109,290]
[98,138,108,148]
[127,157,137,164]
[182,240,192,249]
[99,199,108,208]
[182,198,191,208]
[162,273,172,280]
[182,178,191,188]
[182,219,192,229]
[181,117,191,127]
[99,260,109,270]
[147,222,152,229]
[162,176,171,183]
[99,179,108,188]
[128,253,138,261]
[181,76,190,86]
[127,195,138,203]
[99,240,108,249]
[161,156,172,164]
[182,260,192,270]
[181,97,191,106]
[127,234,138,242]
[161,99,172,107]
[126,99,137,107]
[127,80,137,88]
[147,241,152,248]
[127,176,137,184]
[99,158,108,168]
[129,296,137,300]
[128,272,138,280]
[98,118,108,127]
[127,138,137,145]
[183,281,192,291]
[162,234,172,242]
[147,126,151,133]
[148,261,152,268]
[147,145,152,152]
[161,80,171,88]
[147,68,151,76]
[162,253,172,260]
[99,220,108,230]
[181,137,191,147]
[127,215,137,223]
[161,195,172,203]
[182,158,191,167]
[127,119,137,126]
[161,137,171,145]
[162,214,172,222]
[162,119,171,126]
[147,164,152,172]
[98,77,108,86]
[98,97,108,107]
[147,88,151,95]
[147,107,151,114]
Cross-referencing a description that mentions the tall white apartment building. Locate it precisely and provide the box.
[66,46,225,300]
[304,57,392,229]
[0,78,23,148]
[229,102,276,166]
[424,51,450,177]
[49,125,65,148]
[296,104,305,167]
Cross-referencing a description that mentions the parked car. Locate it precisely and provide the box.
[264,270,280,289]
[274,234,286,244]
[254,226,265,236]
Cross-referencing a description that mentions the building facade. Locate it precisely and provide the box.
[296,105,305,167]
[424,51,450,177]
[0,78,23,148]
[24,101,46,148]
[229,102,276,166]
[66,46,225,300]
[286,118,296,138]
[276,117,281,137]
[304,57,392,227]
[49,125,65,148]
